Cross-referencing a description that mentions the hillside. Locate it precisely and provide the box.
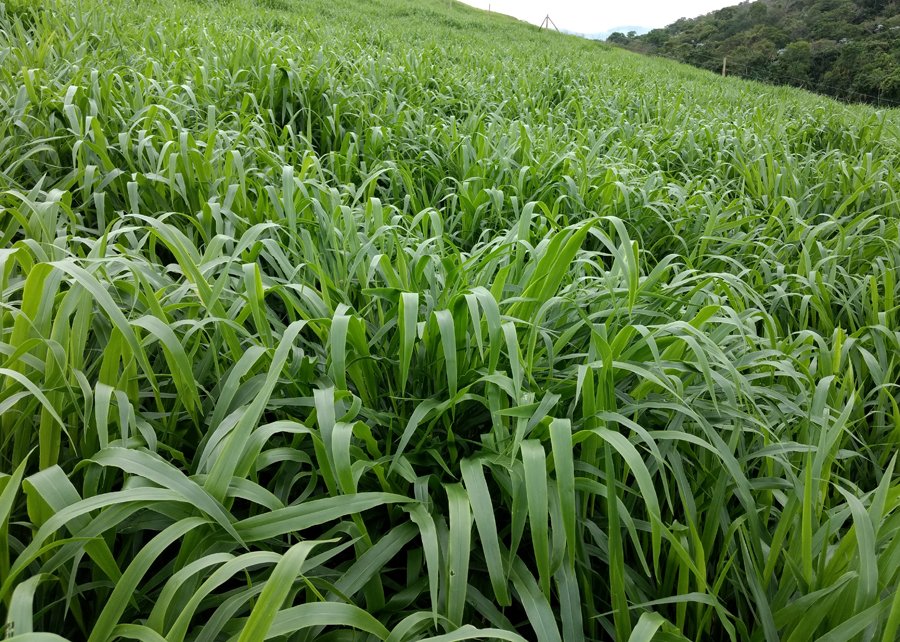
[610,0,900,105]
[1,0,898,641]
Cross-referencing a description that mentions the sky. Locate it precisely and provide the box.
[458,1,739,35]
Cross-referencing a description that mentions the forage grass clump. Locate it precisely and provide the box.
[0,0,898,640]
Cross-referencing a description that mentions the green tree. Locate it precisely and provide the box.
[777,40,813,86]
[749,2,769,23]
[609,0,900,105]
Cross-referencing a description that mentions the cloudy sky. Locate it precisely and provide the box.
[458,1,739,34]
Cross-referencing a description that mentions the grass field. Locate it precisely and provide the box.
[1,0,899,640]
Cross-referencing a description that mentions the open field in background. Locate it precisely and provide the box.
[0,0,898,640]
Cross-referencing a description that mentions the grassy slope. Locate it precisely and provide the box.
[1,0,899,641]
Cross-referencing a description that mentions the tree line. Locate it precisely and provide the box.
[608,0,900,106]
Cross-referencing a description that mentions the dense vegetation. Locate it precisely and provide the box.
[1,0,899,640]
[609,0,900,106]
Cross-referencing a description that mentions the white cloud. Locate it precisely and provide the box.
[458,0,739,33]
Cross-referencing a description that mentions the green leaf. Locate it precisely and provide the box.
[549,419,576,565]
[236,540,327,642]
[90,448,240,544]
[509,558,561,642]
[260,602,390,640]
[88,518,207,642]
[446,484,472,626]
[236,493,412,541]
[460,459,509,606]
[399,292,419,393]
[521,440,550,598]
[627,612,668,642]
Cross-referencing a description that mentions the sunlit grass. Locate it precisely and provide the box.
[0,0,898,640]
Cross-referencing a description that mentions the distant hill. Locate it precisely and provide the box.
[609,0,900,106]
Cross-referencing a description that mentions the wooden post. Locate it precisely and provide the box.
[722,57,727,77]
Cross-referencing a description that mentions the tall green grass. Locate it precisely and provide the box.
[0,0,898,640]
